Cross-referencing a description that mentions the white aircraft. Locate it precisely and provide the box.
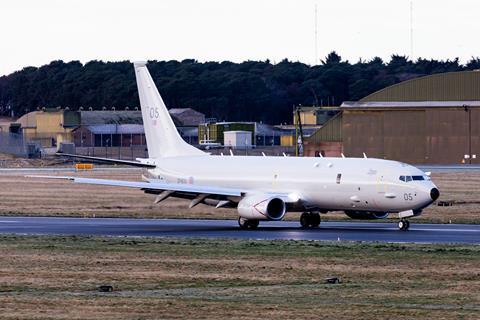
[34,62,440,231]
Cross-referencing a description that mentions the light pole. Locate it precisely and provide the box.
[463,104,472,164]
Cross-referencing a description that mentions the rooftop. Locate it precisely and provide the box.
[341,101,480,109]
[83,124,145,135]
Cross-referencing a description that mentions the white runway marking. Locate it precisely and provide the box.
[417,228,479,233]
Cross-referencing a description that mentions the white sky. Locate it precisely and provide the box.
[0,0,479,76]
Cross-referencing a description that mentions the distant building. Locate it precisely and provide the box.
[305,70,480,164]
[303,113,342,157]
[0,116,17,134]
[168,108,205,126]
[14,108,204,148]
[15,109,79,147]
[294,106,340,126]
[199,122,295,147]
[224,131,253,149]
[72,124,146,147]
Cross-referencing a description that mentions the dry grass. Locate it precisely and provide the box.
[0,236,478,319]
[0,169,234,219]
[0,169,479,223]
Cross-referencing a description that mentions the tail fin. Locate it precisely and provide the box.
[133,62,205,158]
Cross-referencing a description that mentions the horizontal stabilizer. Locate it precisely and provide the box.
[56,153,156,168]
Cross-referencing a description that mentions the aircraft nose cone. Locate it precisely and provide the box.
[430,188,440,201]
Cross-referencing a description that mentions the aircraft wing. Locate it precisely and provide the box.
[27,175,301,208]
[55,153,156,168]
[27,175,244,197]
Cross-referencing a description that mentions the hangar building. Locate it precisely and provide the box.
[305,70,480,164]
[14,108,203,148]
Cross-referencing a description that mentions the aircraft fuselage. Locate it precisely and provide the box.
[147,155,438,214]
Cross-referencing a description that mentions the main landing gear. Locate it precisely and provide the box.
[398,219,410,231]
[300,212,321,229]
[238,217,259,230]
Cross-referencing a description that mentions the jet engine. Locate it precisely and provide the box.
[344,210,389,220]
[237,195,286,221]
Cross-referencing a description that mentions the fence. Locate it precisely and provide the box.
[74,146,149,160]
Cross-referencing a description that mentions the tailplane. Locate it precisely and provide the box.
[134,61,206,158]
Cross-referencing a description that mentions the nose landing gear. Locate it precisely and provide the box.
[300,212,321,229]
[238,217,259,230]
[398,219,410,231]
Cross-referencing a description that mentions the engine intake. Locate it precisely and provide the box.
[237,195,286,221]
[344,210,389,220]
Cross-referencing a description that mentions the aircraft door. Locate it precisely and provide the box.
[374,170,390,209]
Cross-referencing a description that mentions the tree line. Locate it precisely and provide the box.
[1,52,479,124]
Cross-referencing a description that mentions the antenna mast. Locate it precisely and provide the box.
[410,1,414,60]
[314,4,318,65]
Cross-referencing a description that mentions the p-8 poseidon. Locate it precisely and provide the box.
[34,62,440,231]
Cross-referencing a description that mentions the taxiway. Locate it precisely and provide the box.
[0,217,478,244]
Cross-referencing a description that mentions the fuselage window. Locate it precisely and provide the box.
[336,173,342,184]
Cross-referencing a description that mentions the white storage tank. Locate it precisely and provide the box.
[224,130,252,149]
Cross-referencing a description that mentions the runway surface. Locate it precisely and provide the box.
[0,217,478,244]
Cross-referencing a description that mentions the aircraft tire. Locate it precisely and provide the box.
[398,219,410,231]
[249,219,259,229]
[310,213,321,228]
[238,217,259,230]
[238,217,249,229]
[300,212,311,228]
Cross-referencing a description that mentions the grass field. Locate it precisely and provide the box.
[0,169,479,224]
[0,235,478,319]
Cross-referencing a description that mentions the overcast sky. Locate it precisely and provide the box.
[1,0,479,76]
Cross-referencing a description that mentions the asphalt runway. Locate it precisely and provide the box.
[0,217,478,244]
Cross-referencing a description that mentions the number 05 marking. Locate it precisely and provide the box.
[149,107,159,119]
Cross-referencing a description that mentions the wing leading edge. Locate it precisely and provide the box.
[27,175,243,197]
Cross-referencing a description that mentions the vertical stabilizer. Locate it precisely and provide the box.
[134,62,205,158]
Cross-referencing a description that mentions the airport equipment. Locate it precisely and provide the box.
[224,131,252,149]
[75,163,94,170]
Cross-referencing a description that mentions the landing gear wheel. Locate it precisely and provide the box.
[310,213,321,228]
[238,217,259,230]
[300,212,321,229]
[238,217,249,230]
[300,212,310,228]
[398,219,410,231]
[248,219,259,229]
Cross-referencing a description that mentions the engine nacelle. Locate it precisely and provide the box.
[237,195,286,221]
[344,210,389,220]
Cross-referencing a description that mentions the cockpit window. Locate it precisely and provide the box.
[399,175,428,182]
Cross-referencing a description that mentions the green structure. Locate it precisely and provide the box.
[198,122,255,145]
[360,70,480,102]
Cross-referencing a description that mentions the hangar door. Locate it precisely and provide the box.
[343,111,384,158]
[426,109,469,164]
[383,111,426,163]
